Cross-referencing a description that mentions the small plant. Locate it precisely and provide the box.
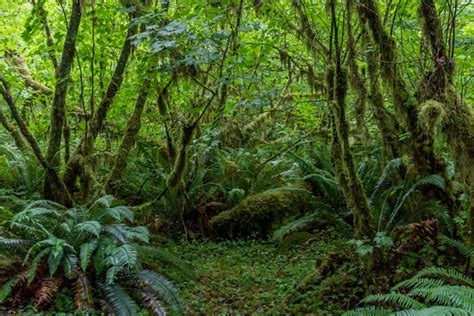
[344,238,474,315]
[348,231,394,257]
[0,196,184,315]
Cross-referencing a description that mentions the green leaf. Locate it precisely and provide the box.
[80,239,98,271]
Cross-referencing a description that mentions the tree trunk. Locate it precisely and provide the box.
[329,0,374,240]
[105,79,151,194]
[0,79,72,205]
[0,107,26,150]
[63,21,137,198]
[44,0,82,203]
[417,0,474,251]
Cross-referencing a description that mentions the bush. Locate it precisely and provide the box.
[0,196,185,315]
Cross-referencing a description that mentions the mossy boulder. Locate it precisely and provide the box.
[209,187,315,238]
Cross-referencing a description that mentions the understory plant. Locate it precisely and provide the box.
[344,238,474,315]
[0,196,184,315]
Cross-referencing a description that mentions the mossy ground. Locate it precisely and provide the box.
[163,234,346,315]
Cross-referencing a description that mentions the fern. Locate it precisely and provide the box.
[369,158,403,202]
[361,293,426,309]
[385,174,446,231]
[394,306,470,316]
[136,269,184,314]
[391,277,445,292]
[74,272,93,310]
[0,196,184,314]
[347,265,474,315]
[101,283,138,316]
[413,267,473,287]
[408,286,474,311]
[439,235,474,259]
[137,290,167,316]
[272,202,348,241]
[103,224,129,244]
[75,221,102,238]
[342,306,393,315]
[80,239,98,271]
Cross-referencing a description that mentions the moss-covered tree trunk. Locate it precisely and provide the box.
[0,79,72,205]
[0,107,26,150]
[105,79,151,194]
[417,0,474,249]
[63,21,136,199]
[346,7,369,144]
[43,0,81,204]
[356,0,455,208]
[364,36,403,160]
[328,0,374,240]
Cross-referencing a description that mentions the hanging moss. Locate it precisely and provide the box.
[209,187,315,238]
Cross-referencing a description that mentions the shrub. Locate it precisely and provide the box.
[0,196,184,315]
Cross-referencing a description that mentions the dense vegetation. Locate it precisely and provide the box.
[0,0,473,314]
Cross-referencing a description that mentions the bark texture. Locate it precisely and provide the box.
[44,0,82,203]
[105,79,151,194]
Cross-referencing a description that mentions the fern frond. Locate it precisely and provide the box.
[272,201,347,241]
[105,244,138,284]
[0,276,18,302]
[369,158,403,202]
[361,293,426,309]
[136,270,184,314]
[101,284,138,316]
[12,207,60,223]
[28,247,50,284]
[439,235,474,259]
[80,239,98,271]
[391,277,445,292]
[33,277,62,308]
[74,272,93,310]
[63,253,79,279]
[126,226,149,243]
[413,267,474,287]
[138,289,167,316]
[0,238,33,249]
[89,195,115,210]
[395,306,470,316]
[342,306,393,315]
[75,221,102,238]
[103,224,128,244]
[408,286,474,311]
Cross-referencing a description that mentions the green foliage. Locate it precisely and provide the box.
[0,196,184,314]
[345,264,474,315]
[0,143,41,196]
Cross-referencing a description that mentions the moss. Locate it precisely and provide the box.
[166,124,195,188]
[209,188,315,238]
[276,231,314,253]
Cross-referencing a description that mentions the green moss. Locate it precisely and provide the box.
[209,187,315,238]
[276,231,314,253]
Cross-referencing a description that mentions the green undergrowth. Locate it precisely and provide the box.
[162,235,344,315]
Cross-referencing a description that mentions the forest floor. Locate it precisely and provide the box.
[162,235,343,315]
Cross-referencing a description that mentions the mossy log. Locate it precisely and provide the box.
[209,188,315,238]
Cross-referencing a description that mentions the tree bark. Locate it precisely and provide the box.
[0,79,72,205]
[105,78,151,194]
[63,21,137,198]
[0,106,26,150]
[43,0,82,203]
[329,0,374,240]
[417,0,474,251]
